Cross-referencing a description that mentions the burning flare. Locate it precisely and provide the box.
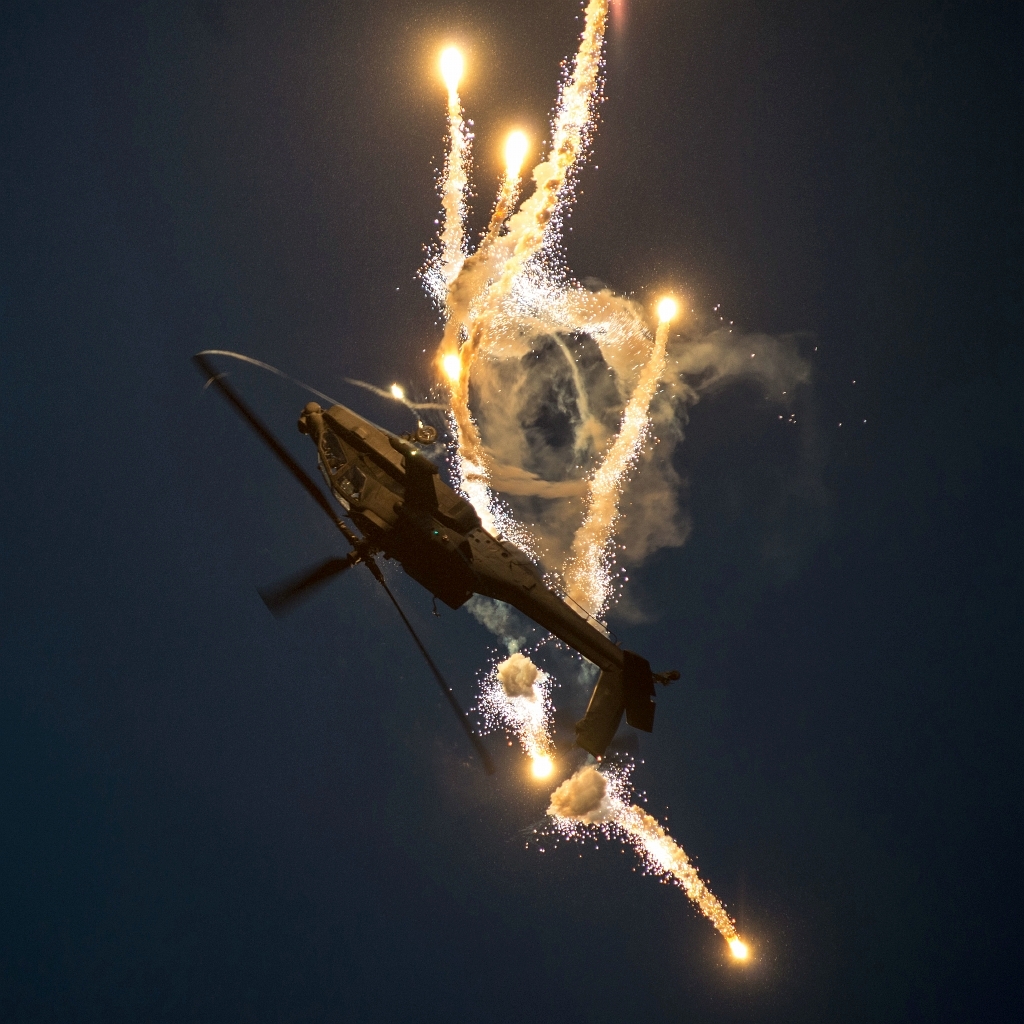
[657,296,678,323]
[431,0,611,536]
[439,46,463,93]
[437,46,470,288]
[442,352,462,382]
[476,652,555,770]
[549,766,748,957]
[565,299,677,615]
[504,130,529,179]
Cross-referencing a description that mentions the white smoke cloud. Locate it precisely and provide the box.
[477,652,554,762]
[547,764,614,824]
[465,595,534,653]
[497,652,540,699]
[466,323,814,586]
[546,763,745,949]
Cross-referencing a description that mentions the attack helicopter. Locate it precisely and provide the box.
[194,351,678,773]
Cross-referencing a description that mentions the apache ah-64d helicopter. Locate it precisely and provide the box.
[195,351,678,774]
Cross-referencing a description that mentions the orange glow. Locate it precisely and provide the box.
[440,47,463,93]
[442,352,462,382]
[657,296,678,323]
[504,131,528,179]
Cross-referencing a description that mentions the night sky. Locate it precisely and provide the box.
[2,1,1022,1021]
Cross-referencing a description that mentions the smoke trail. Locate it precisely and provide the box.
[483,175,519,244]
[465,594,536,652]
[423,8,816,621]
[548,765,748,956]
[483,0,609,301]
[452,0,612,378]
[477,652,555,777]
[432,47,484,526]
[483,132,527,244]
[342,377,447,412]
[438,0,610,529]
[565,311,673,615]
[438,48,470,292]
[610,0,628,36]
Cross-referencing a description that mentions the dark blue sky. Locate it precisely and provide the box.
[2,1,1021,1021]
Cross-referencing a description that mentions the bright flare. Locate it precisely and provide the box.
[422,0,762,961]
[432,0,611,529]
[657,296,678,323]
[390,383,405,400]
[440,47,463,93]
[548,766,742,950]
[436,48,470,291]
[504,131,529,179]
[442,352,462,382]
[476,653,555,768]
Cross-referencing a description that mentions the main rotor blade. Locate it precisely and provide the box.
[365,560,495,776]
[193,353,360,549]
[194,353,491,773]
[258,555,357,617]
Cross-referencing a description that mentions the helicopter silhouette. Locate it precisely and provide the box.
[194,351,678,774]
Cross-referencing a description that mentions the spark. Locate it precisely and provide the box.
[476,652,554,765]
[390,383,405,400]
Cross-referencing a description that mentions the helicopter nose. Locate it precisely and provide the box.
[297,402,322,435]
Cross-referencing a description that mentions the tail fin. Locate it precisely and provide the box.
[575,652,656,758]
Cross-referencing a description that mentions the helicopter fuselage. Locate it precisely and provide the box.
[297,400,668,756]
